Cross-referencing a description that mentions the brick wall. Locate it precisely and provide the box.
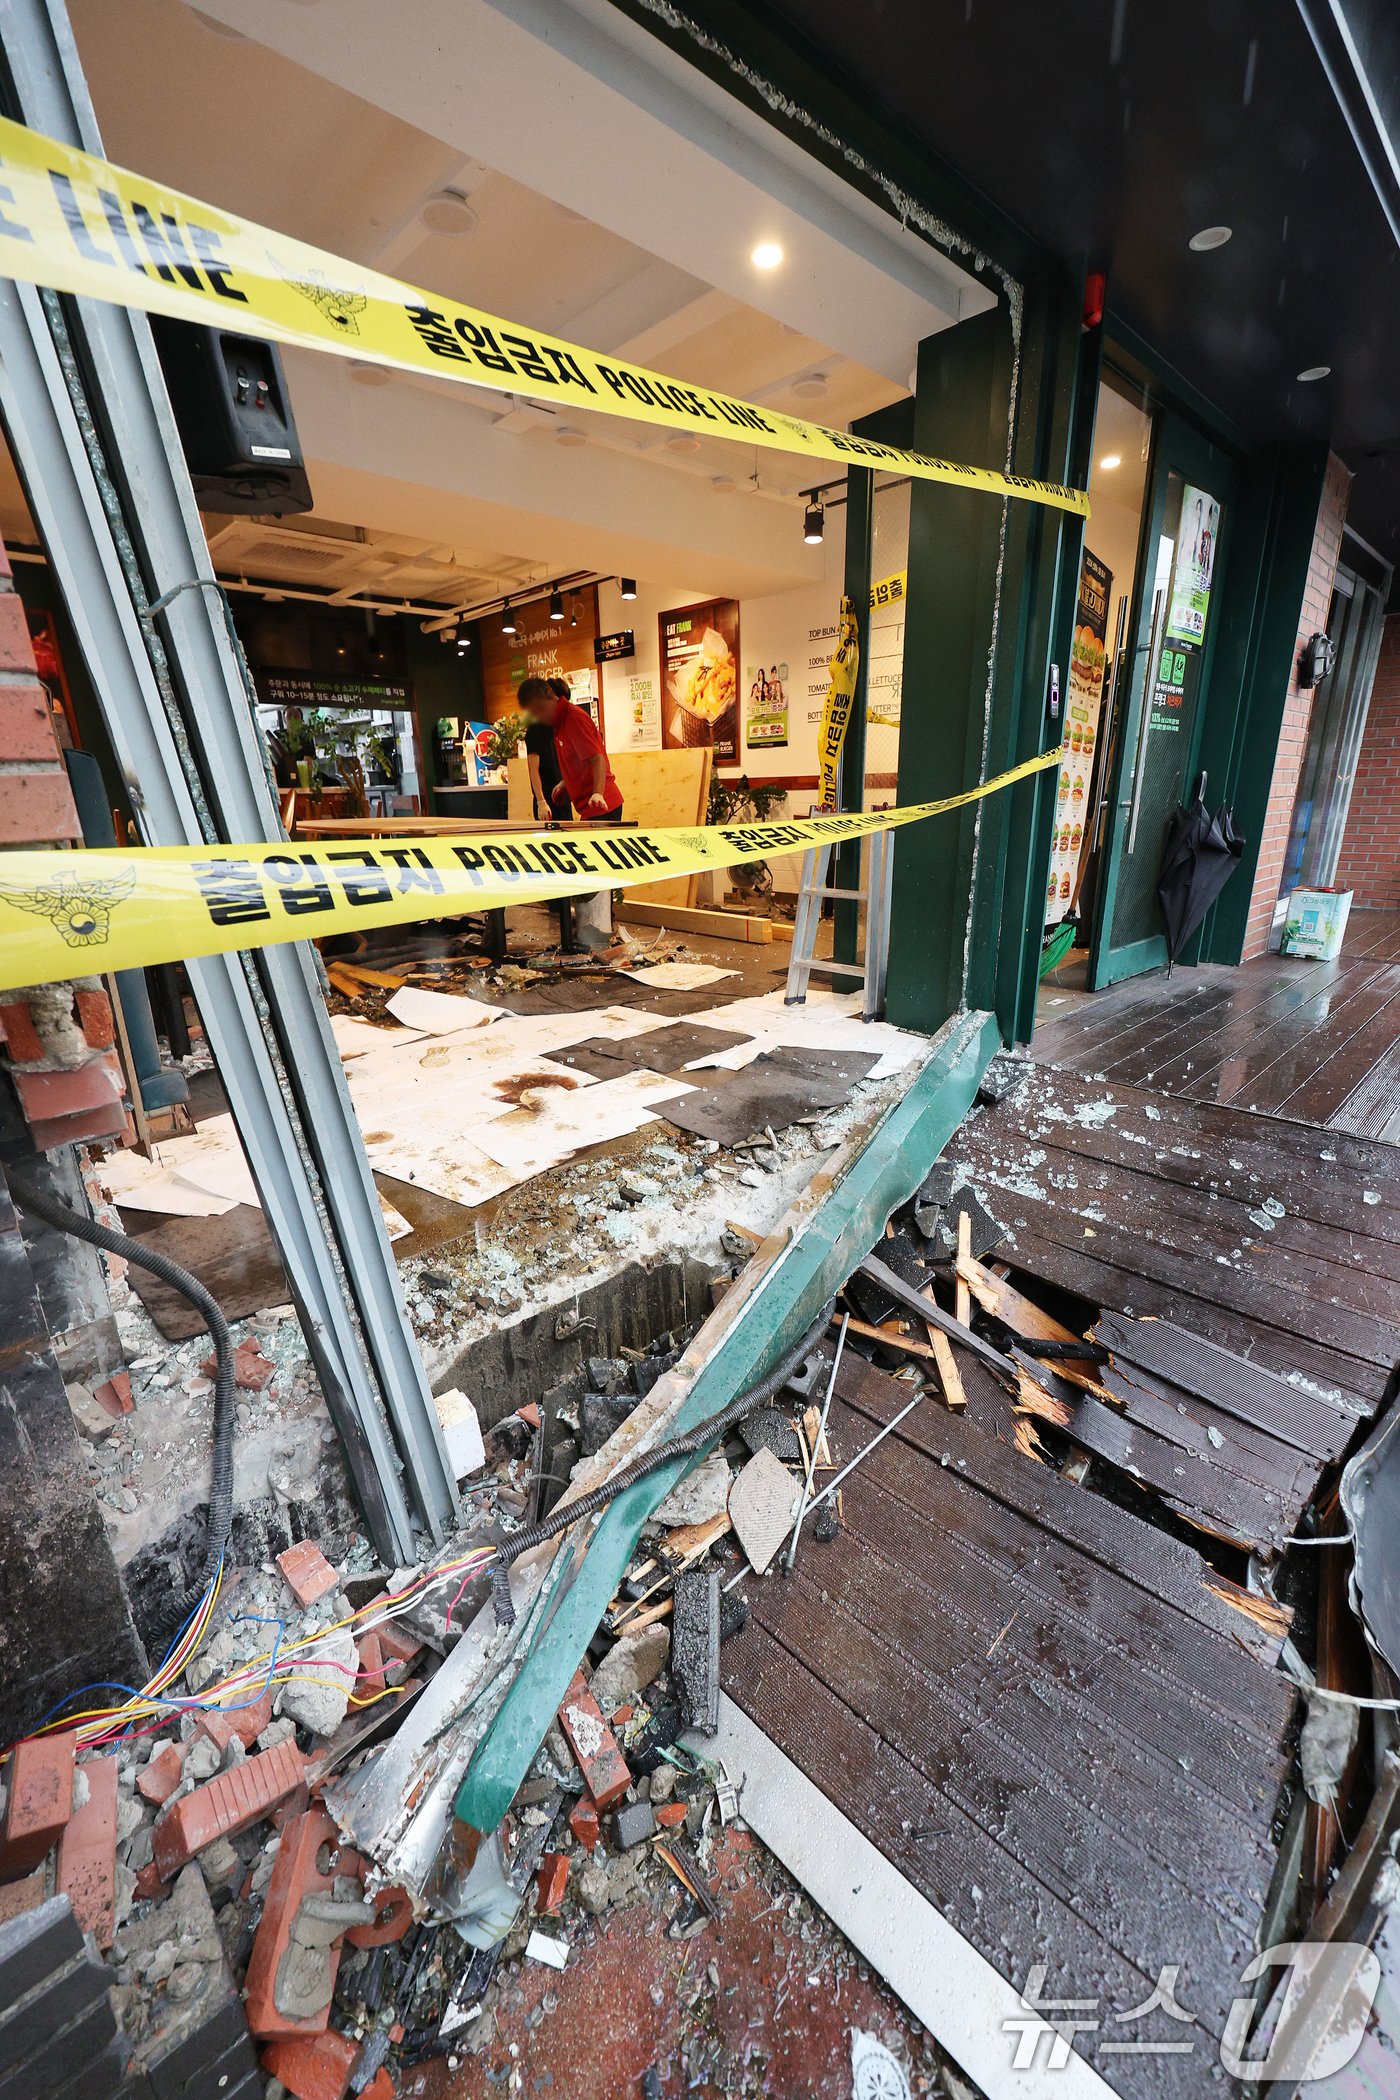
[0,534,131,1150]
[1240,452,1353,958]
[1334,611,1400,909]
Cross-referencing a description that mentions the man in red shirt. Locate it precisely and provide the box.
[517,678,623,821]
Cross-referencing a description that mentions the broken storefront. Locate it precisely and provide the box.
[2,4,1400,2099]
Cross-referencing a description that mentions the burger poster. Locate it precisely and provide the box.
[1046,547,1112,927]
[659,598,740,764]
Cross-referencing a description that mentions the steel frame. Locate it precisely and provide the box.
[0,0,457,1558]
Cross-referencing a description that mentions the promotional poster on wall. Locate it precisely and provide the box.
[1165,483,1220,647]
[1046,546,1112,926]
[744,662,789,749]
[659,597,739,762]
[620,674,660,751]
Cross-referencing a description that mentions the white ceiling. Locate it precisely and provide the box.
[63,0,993,607]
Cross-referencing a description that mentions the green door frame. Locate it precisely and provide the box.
[1087,408,1240,988]
[612,1,1337,1010]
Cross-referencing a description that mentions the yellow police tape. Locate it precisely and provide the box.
[816,597,861,811]
[0,118,1088,521]
[0,748,1064,992]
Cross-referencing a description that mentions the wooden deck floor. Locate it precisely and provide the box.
[1033,908,1400,1138]
[721,1073,1400,2098]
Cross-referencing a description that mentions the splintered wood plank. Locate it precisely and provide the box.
[954,1209,972,1326]
[996,1220,1378,1415]
[964,1172,1394,1376]
[831,1349,1296,1672]
[926,1325,967,1410]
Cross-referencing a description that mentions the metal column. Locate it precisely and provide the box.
[0,0,457,1558]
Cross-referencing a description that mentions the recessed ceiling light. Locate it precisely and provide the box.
[1297,365,1331,383]
[349,361,391,387]
[751,240,784,270]
[792,373,829,401]
[1188,225,1232,252]
[554,425,587,447]
[665,434,701,454]
[420,191,478,235]
[710,474,737,491]
[1098,453,1122,471]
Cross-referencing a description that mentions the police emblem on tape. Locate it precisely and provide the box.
[0,867,136,947]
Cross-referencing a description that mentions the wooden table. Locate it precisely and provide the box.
[294,815,639,837]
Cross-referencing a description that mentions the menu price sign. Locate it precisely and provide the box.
[1046,546,1112,926]
[659,598,739,763]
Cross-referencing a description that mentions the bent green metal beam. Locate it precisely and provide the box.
[454,1006,1002,1835]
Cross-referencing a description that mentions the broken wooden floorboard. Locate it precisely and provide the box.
[721,1349,1297,2096]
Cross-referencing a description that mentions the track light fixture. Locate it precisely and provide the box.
[501,601,516,636]
[619,577,637,600]
[549,588,565,622]
[802,493,824,545]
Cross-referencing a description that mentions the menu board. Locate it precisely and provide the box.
[1046,547,1112,926]
[479,586,600,722]
[659,598,740,763]
[1165,484,1220,646]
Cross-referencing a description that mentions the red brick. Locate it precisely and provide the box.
[654,1802,687,1829]
[363,1607,422,1672]
[259,2031,358,2100]
[0,1732,76,1878]
[567,1795,600,1849]
[92,1370,133,1417]
[0,681,62,763]
[194,1688,274,1755]
[201,1336,276,1391]
[0,1870,47,1925]
[516,1403,541,1429]
[536,1852,568,1914]
[134,1860,166,1900]
[361,2070,394,2100]
[0,999,44,1063]
[152,1736,306,1882]
[137,1742,184,1805]
[0,767,80,843]
[26,1099,130,1154]
[11,1059,123,1121]
[0,592,35,672]
[277,1540,339,1608]
[56,1754,118,1948]
[345,1883,412,1949]
[557,1672,631,1812]
[245,1806,344,2038]
[74,988,115,1049]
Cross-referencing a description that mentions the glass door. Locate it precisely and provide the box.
[1088,412,1237,988]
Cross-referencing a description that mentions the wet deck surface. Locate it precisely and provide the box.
[1033,908,1400,1137]
[721,1072,1400,2097]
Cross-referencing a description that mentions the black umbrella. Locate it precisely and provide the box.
[1156,774,1245,969]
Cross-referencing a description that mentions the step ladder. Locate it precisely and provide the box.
[784,828,893,1019]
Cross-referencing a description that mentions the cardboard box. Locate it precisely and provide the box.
[1280,887,1353,961]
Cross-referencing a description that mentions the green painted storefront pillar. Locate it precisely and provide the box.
[885,308,1015,1034]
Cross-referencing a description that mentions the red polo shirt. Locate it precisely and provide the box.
[551,695,622,814]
